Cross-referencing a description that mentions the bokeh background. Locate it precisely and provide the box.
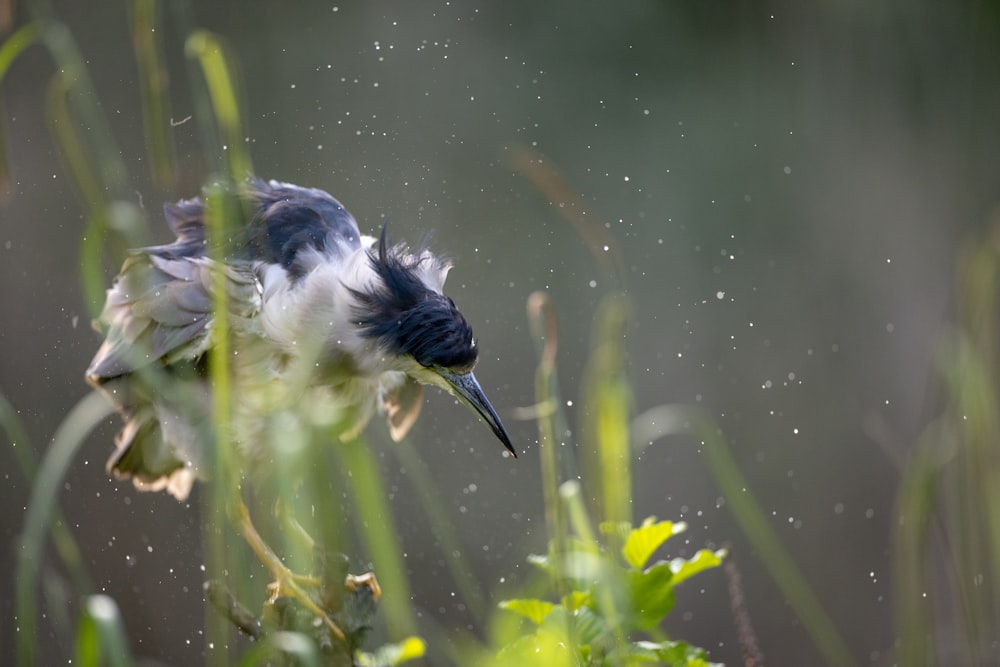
[3,1,1000,665]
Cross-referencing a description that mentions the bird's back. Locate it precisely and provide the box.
[87,179,366,500]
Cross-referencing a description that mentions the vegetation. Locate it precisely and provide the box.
[1,5,728,665]
[5,3,1000,667]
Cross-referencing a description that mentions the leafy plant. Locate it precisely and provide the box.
[2,5,427,665]
[496,511,724,667]
[3,5,735,667]
[456,287,727,667]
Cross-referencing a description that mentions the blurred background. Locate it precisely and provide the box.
[3,1,1000,665]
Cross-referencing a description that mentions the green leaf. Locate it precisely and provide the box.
[599,520,632,542]
[569,605,608,646]
[527,552,553,574]
[534,546,608,582]
[18,393,113,667]
[495,631,575,667]
[561,590,592,611]
[608,639,717,666]
[622,517,684,569]
[499,598,555,625]
[629,561,675,631]
[236,631,321,667]
[0,23,42,189]
[184,30,252,178]
[560,549,608,582]
[670,548,726,586]
[357,636,426,667]
[131,0,177,187]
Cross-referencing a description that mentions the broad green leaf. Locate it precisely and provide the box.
[622,517,684,569]
[494,630,575,667]
[499,598,555,625]
[605,641,661,663]
[670,548,726,586]
[629,561,675,630]
[569,605,608,646]
[561,590,592,611]
[392,637,427,663]
[497,607,575,667]
[357,636,426,667]
[608,639,717,666]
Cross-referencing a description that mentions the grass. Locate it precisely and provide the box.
[891,231,1000,666]
[5,3,1000,666]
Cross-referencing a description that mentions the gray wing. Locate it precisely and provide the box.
[86,252,260,383]
[89,177,360,382]
[86,248,260,501]
[86,177,355,499]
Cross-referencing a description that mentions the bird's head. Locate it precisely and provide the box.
[350,229,516,457]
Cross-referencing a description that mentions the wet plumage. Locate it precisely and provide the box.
[87,178,515,501]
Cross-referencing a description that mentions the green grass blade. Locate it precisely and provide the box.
[15,391,114,667]
[35,20,128,199]
[178,50,253,667]
[169,2,222,175]
[78,216,110,318]
[893,421,943,666]
[45,71,105,211]
[42,27,146,315]
[525,291,570,575]
[48,70,146,315]
[1,392,93,596]
[203,181,236,458]
[339,437,418,639]
[391,439,488,620]
[0,23,42,190]
[129,0,176,187]
[582,294,633,531]
[201,181,244,667]
[75,595,134,667]
[692,412,855,667]
[558,480,628,654]
[185,30,252,179]
[922,232,1000,663]
[0,24,39,78]
[937,336,996,659]
[634,405,856,667]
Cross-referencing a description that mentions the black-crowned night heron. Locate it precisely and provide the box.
[86,178,516,637]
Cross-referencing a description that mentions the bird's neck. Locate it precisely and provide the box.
[257,249,391,379]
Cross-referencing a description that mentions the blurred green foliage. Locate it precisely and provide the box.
[2,5,731,658]
[893,225,1000,666]
[492,511,724,667]
[15,2,1000,667]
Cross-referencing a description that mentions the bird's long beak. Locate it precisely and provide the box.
[439,370,517,457]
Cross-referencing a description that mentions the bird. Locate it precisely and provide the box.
[85,177,516,638]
